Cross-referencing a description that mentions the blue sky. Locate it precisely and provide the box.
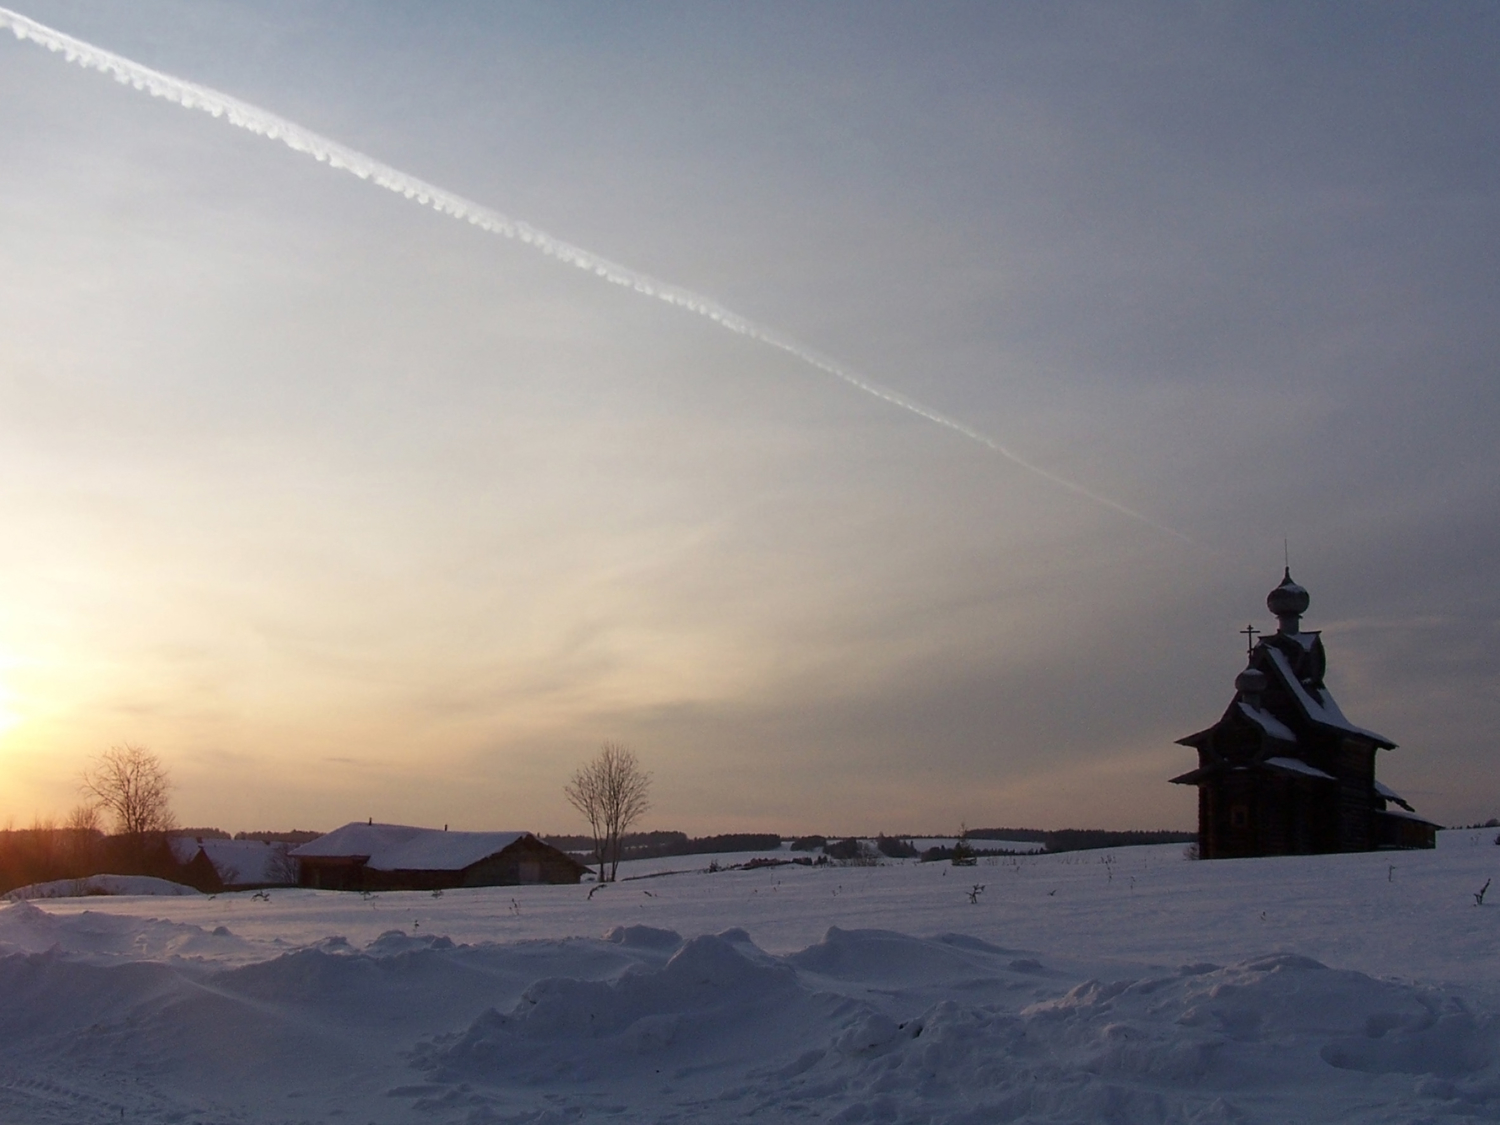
[1,1,1496,833]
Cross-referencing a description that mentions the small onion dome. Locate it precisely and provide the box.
[1235,666,1268,696]
[1267,567,1310,618]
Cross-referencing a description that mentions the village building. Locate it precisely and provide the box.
[290,822,589,891]
[1170,570,1438,858]
[169,837,301,891]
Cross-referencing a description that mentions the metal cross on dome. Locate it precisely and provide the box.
[1239,624,1261,656]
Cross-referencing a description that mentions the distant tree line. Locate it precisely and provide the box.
[919,843,1035,862]
[964,827,1051,843]
[232,829,323,844]
[0,827,203,896]
[543,830,783,863]
[0,743,329,897]
[812,836,919,861]
[965,827,1197,852]
[794,829,1195,861]
[0,826,322,897]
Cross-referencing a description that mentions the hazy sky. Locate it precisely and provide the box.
[1,2,1496,835]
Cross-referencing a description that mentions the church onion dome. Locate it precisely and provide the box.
[1235,667,1268,696]
[1267,567,1310,618]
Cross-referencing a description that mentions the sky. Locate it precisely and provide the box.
[0,1,1496,836]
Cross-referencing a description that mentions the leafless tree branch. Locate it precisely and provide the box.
[564,742,652,882]
[80,743,176,839]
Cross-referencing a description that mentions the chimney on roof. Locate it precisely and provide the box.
[368,817,372,825]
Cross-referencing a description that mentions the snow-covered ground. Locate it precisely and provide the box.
[1,831,1497,1123]
[3,874,205,900]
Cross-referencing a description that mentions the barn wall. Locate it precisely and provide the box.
[299,858,366,891]
[461,837,584,887]
[366,867,461,892]
[300,836,586,892]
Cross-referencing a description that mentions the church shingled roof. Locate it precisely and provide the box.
[1261,646,1395,748]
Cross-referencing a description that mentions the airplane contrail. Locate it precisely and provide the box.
[0,6,1190,542]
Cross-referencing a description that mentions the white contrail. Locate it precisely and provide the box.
[0,6,1189,542]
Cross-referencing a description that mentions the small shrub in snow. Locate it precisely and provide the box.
[875,835,918,859]
[822,838,863,862]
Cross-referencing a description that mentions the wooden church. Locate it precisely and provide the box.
[1171,570,1438,858]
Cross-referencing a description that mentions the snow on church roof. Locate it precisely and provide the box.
[1263,647,1395,747]
[1263,756,1336,781]
[1237,702,1296,743]
[1378,805,1440,825]
[291,822,532,872]
[1374,779,1419,813]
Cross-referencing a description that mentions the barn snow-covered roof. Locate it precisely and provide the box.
[169,837,296,885]
[291,822,532,872]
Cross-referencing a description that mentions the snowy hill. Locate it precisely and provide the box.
[0,831,1496,1123]
[3,874,202,900]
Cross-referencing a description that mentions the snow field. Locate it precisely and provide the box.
[0,832,1496,1123]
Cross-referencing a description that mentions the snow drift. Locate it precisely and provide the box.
[1,892,1498,1123]
[3,874,201,900]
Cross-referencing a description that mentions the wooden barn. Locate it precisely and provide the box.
[290,822,589,891]
[168,837,301,890]
[1171,570,1439,859]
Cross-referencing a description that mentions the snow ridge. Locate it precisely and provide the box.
[1,899,1498,1123]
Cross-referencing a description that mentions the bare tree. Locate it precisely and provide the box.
[564,742,652,882]
[65,803,102,834]
[265,843,301,887]
[81,744,176,839]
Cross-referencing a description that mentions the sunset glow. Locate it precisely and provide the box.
[0,2,1495,835]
